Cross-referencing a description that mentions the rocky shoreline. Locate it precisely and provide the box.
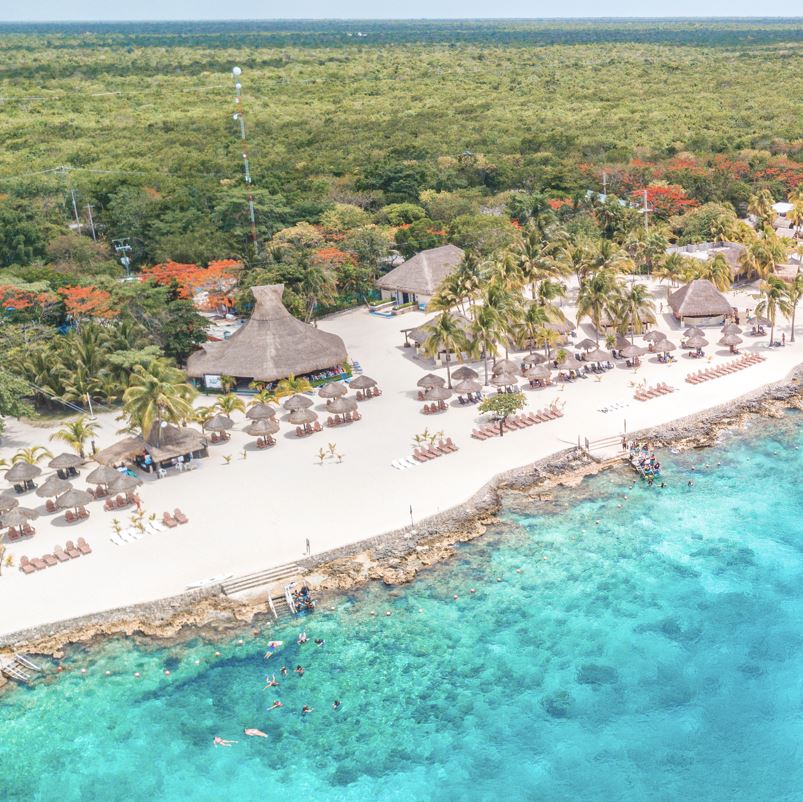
[1,367,800,674]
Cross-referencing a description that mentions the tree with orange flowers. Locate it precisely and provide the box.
[59,286,118,322]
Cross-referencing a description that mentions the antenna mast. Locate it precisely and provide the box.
[232,66,259,255]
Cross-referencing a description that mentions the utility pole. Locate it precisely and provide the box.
[232,66,259,255]
[85,205,97,240]
[602,171,607,197]
[642,189,650,232]
[70,188,82,234]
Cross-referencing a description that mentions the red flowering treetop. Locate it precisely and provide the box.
[141,260,240,300]
[0,285,59,316]
[313,247,353,267]
[59,286,118,320]
[632,183,699,219]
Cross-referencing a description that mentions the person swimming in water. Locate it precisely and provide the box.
[314,638,325,647]
[295,665,304,676]
[280,666,288,676]
[297,632,307,645]
[213,736,237,747]
[302,705,313,714]
[268,701,283,711]
[332,700,341,711]
[244,728,268,738]
[263,674,279,689]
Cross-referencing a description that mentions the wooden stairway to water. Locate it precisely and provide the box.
[0,653,42,683]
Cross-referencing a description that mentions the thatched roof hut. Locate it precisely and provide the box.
[377,244,464,303]
[186,284,347,387]
[668,280,732,324]
[94,424,208,466]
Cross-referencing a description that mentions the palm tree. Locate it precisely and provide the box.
[754,276,792,346]
[12,445,53,465]
[470,303,504,385]
[782,270,803,343]
[122,360,198,444]
[703,254,733,292]
[534,326,562,360]
[589,239,634,277]
[300,261,338,322]
[215,392,246,417]
[193,405,217,431]
[248,388,276,407]
[422,311,470,388]
[481,280,521,359]
[747,189,775,230]
[515,303,555,351]
[273,375,312,399]
[739,237,784,281]
[613,282,656,344]
[576,271,623,344]
[788,193,803,236]
[653,253,688,288]
[49,416,100,458]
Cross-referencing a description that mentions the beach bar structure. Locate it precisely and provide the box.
[668,279,733,326]
[94,423,208,470]
[376,244,464,307]
[186,284,348,391]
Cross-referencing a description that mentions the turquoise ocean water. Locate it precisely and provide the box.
[1,412,801,801]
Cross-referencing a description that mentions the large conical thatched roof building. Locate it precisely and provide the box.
[377,244,464,306]
[186,284,348,388]
[668,279,732,325]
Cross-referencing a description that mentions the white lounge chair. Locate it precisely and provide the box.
[109,533,125,546]
[147,520,166,533]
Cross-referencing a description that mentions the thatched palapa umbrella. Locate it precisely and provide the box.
[244,418,280,438]
[719,333,743,352]
[490,372,519,388]
[492,359,519,376]
[349,375,377,390]
[56,488,93,511]
[86,464,121,486]
[109,474,143,494]
[4,462,42,483]
[642,331,664,343]
[0,506,38,529]
[327,396,358,415]
[454,379,482,395]
[319,382,348,399]
[284,394,314,411]
[721,323,742,335]
[451,366,478,381]
[655,339,676,353]
[555,352,584,370]
[585,348,611,363]
[684,325,705,338]
[685,335,709,349]
[576,338,597,351]
[524,364,551,381]
[417,373,445,389]
[425,384,453,410]
[0,494,19,513]
[204,414,234,432]
[48,452,83,471]
[522,351,548,367]
[619,344,646,359]
[288,408,318,435]
[245,403,276,420]
[35,475,73,498]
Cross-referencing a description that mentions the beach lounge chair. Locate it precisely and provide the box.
[109,534,125,546]
[77,537,92,554]
[29,555,47,570]
[148,520,166,533]
[42,553,58,567]
[19,556,36,574]
[46,499,57,513]
[174,508,189,524]
[115,495,127,508]
[163,512,178,528]
[54,545,70,562]
[65,509,76,523]
[313,421,323,432]
[78,506,90,519]
[65,540,81,558]
[104,498,115,511]
[22,523,35,537]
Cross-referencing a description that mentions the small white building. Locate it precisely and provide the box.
[376,244,464,307]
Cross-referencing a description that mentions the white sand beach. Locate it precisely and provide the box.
[0,278,800,638]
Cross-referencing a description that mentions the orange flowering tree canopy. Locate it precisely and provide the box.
[142,260,240,300]
[59,285,118,319]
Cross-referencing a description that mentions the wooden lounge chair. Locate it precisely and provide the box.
[413,449,428,462]
[115,495,127,508]
[30,555,48,569]
[104,498,115,511]
[42,553,58,567]
[19,556,36,575]
[46,499,57,513]
[163,512,178,528]
[65,540,81,559]
[173,508,189,525]
[78,506,90,519]
[445,437,458,452]
[65,509,76,523]
[77,537,92,554]
[54,545,70,562]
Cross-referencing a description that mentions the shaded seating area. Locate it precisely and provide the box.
[205,414,234,444]
[244,418,279,448]
[686,354,765,384]
[454,378,482,404]
[48,452,82,479]
[4,462,41,494]
[1,506,39,541]
[421,385,452,414]
[289,408,321,437]
[350,374,381,400]
[326,396,362,426]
